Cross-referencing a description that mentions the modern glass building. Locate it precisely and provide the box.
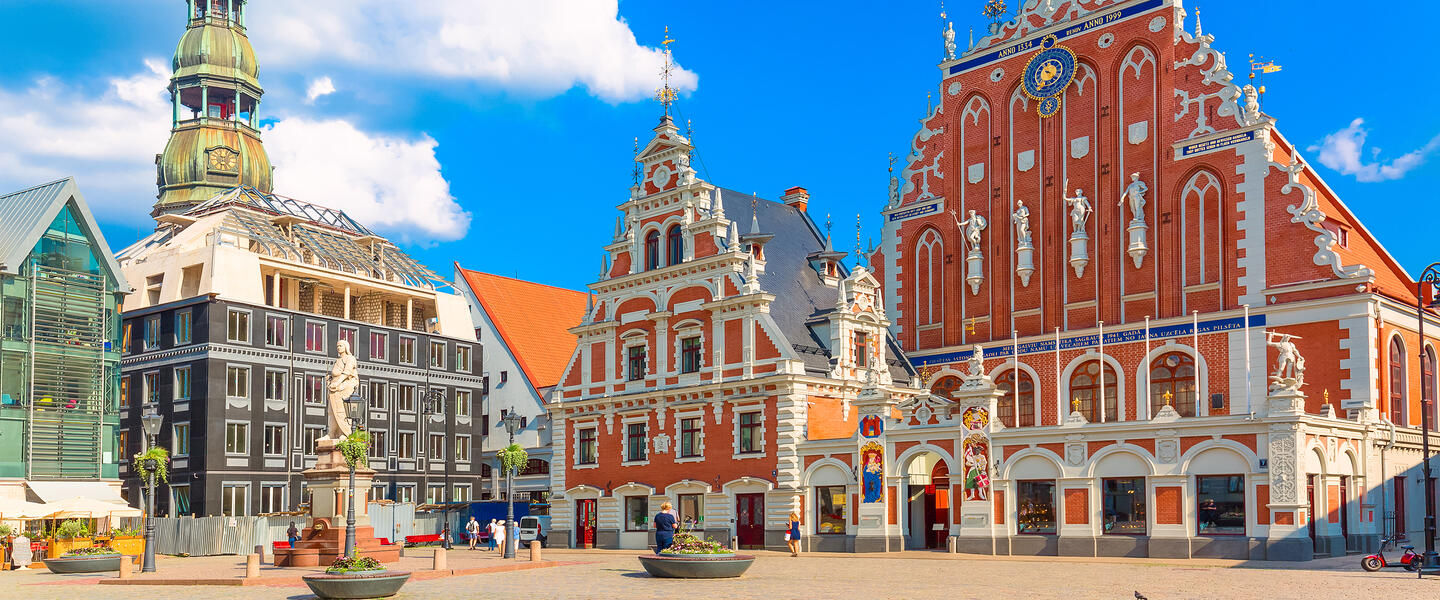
[0,178,129,493]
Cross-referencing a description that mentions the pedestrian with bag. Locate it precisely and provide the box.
[653,502,677,554]
[286,521,300,549]
[785,511,801,557]
[466,516,481,550]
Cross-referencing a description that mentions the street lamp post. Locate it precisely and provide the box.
[139,405,163,573]
[501,411,522,559]
[342,393,365,558]
[1417,263,1440,572]
[422,390,452,550]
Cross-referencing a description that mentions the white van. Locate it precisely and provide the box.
[518,516,547,547]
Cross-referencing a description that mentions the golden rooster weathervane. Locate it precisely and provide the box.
[656,27,678,116]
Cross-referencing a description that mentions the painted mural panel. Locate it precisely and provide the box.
[861,441,885,503]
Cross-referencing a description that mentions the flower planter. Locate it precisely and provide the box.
[108,536,145,557]
[42,554,126,574]
[637,553,755,578]
[302,570,412,599]
[47,537,92,559]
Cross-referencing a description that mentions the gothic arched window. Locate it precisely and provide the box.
[915,230,942,331]
[666,225,683,266]
[1149,352,1197,418]
[644,230,661,271]
[1390,336,1407,425]
[930,375,962,400]
[1425,346,1437,431]
[1069,360,1118,423]
[996,368,1035,427]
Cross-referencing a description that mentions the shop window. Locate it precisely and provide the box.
[1016,480,1056,534]
[1069,360,1118,422]
[1150,352,1197,417]
[1196,475,1246,535]
[816,485,847,535]
[1102,478,1146,535]
[996,369,1035,427]
[626,496,650,531]
[679,493,704,528]
[577,427,598,464]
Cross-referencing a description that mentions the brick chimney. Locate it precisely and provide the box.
[781,186,809,212]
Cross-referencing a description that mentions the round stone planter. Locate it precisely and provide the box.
[302,570,411,600]
[637,553,755,578]
[43,554,126,574]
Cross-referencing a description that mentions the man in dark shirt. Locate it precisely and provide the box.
[654,501,677,554]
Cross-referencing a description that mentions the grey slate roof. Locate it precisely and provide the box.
[0,178,129,290]
[716,188,912,380]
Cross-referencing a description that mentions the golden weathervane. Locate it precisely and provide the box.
[655,27,678,115]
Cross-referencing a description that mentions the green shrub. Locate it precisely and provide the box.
[55,519,90,540]
[660,525,731,555]
[62,546,119,557]
[132,446,170,484]
[326,555,383,574]
[336,430,371,468]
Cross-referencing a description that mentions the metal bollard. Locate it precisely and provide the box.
[433,548,447,571]
[947,536,956,554]
[529,541,541,562]
[245,553,260,578]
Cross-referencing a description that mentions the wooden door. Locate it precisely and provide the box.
[577,499,596,548]
[736,494,765,549]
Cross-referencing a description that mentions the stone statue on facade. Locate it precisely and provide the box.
[953,209,989,294]
[1064,181,1093,278]
[887,176,900,209]
[1266,332,1306,391]
[1012,200,1032,244]
[1013,200,1035,286]
[1242,84,1261,125]
[1064,181,1092,233]
[324,340,359,441]
[1118,173,1149,223]
[954,209,988,255]
[944,22,957,61]
[961,344,991,387]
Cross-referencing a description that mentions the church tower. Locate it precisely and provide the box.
[154,0,272,216]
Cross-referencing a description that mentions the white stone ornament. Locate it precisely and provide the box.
[1118,173,1150,268]
[953,209,988,295]
[1098,33,1115,48]
[1149,16,1167,32]
[944,21,957,61]
[653,433,672,454]
[1069,136,1089,159]
[1013,200,1034,286]
[948,81,963,96]
[1063,182,1092,277]
[1242,84,1262,125]
[967,163,985,184]
[990,67,1005,83]
[1127,121,1149,145]
[961,344,991,387]
[1266,332,1306,392]
[1156,440,1178,463]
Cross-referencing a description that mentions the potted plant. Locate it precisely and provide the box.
[47,519,92,559]
[636,526,756,579]
[108,526,145,558]
[43,544,127,574]
[301,430,410,600]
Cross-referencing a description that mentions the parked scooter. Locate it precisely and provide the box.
[1361,536,1423,572]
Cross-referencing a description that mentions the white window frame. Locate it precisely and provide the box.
[429,340,446,369]
[369,331,388,361]
[398,336,417,365]
[220,483,249,517]
[172,422,190,457]
[143,315,160,351]
[225,365,250,400]
[367,380,388,410]
[429,433,446,462]
[224,421,249,455]
[260,484,286,514]
[303,425,326,456]
[397,384,416,413]
[304,321,327,354]
[455,389,472,419]
[455,344,472,373]
[395,484,417,504]
[622,335,648,382]
[731,403,768,460]
[338,326,358,353]
[673,323,705,377]
[398,432,416,459]
[674,411,706,464]
[142,370,160,405]
[427,484,446,504]
[226,308,251,344]
[173,366,191,401]
[452,484,472,502]
[573,421,600,470]
[263,423,286,456]
[303,372,325,405]
[620,415,650,466]
[264,369,287,403]
[368,429,389,459]
[455,434,472,463]
[265,315,288,349]
[174,310,192,346]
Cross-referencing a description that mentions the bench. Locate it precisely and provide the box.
[273,541,290,550]
[404,534,443,547]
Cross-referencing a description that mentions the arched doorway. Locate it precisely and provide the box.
[903,451,951,550]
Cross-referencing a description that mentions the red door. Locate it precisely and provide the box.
[577,499,597,548]
[736,494,765,549]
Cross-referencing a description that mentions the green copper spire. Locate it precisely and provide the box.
[154,0,272,216]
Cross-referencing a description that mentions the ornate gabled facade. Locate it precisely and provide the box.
[546,112,917,551]
[854,0,1436,560]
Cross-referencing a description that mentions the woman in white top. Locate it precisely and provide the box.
[492,518,507,553]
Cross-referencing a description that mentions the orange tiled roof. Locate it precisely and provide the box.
[455,266,588,391]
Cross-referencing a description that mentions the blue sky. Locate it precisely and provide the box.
[1,0,1437,291]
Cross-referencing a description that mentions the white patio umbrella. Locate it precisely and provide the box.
[0,497,52,521]
[43,496,142,519]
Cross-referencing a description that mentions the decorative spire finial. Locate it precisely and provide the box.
[983,1,1007,24]
[824,213,834,251]
[1194,7,1203,37]
[855,213,864,268]
[750,197,760,234]
[631,137,641,185]
[655,26,678,116]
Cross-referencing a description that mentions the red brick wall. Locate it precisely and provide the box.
[1256,484,1270,525]
[887,487,898,525]
[1064,489,1088,525]
[1155,486,1183,525]
[993,489,1005,525]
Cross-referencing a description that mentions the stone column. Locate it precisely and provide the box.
[950,381,1005,555]
[853,385,899,552]
[1264,387,1310,561]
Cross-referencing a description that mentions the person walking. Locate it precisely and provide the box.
[654,501,677,554]
[466,516,481,550]
[493,518,507,555]
[785,511,801,557]
[486,519,499,551]
[286,521,300,549]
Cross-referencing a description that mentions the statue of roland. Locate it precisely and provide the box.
[324,340,360,442]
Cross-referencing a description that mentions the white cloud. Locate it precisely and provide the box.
[1308,118,1440,182]
[0,61,468,242]
[248,0,698,102]
[305,76,336,104]
[263,118,470,243]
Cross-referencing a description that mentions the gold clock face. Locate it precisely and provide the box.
[208,148,238,171]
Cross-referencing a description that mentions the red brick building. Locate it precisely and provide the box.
[545,114,916,550]
[852,0,1437,559]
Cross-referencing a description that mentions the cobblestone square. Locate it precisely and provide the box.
[3,550,1438,599]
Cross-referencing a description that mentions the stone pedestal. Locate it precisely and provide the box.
[965,250,984,295]
[951,381,1005,554]
[1263,386,1312,561]
[853,385,901,552]
[1126,219,1148,268]
[1015,242,1034,287]
[1068,232,1090,278]
[273,444,399,566]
